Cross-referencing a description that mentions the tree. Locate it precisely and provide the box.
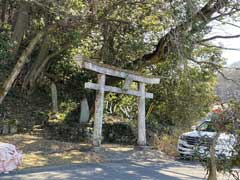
[0,1,240,146]
[0,0,95,103]
[196,102,240,180]
[1,0,240,104]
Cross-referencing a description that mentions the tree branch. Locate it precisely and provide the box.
[217,68,240,87]
[211,8,240,21]
[216,20,240,29]
[189,58,221,69]
[200,34,240,42]
[0,30,46,104]
[130,0,231,67]
[199,43,240,51]
[190,58,240,87]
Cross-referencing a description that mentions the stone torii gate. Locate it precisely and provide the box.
[75,55,160,147]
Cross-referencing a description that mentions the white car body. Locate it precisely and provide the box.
[177,120,236,158]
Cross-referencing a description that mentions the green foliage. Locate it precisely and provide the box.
[0,24,14,85]
[146,61,216,134]
[0,25,11,60]
[102,122,136,144]
[195,101,240,179]
[46,54,94,101]
[103,55,217,135]
[57,100,79,124]
[1,0,239,146]
[105,92,138,121]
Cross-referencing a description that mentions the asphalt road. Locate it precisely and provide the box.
[0,160,234,180]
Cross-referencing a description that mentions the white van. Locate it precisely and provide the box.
[177,119,236,158]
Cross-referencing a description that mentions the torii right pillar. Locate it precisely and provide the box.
[137,82,146,146]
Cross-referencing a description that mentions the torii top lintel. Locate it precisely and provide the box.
[75,55,160,84]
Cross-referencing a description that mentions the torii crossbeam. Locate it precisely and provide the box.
[75,55,160,147]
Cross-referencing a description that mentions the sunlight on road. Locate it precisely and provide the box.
[158,169,205,180]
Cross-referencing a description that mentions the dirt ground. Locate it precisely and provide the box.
[0,134,104,169]
[0,134,172,170]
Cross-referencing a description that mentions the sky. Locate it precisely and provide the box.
[210,21,240,66]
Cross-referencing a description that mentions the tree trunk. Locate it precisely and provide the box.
[208,133,220,180]
[88,0,98,16]
[23,45,70,91]
[12,2,29,58]
[51,82,58,113]
[1,0,7,23]
[0,31,45,104]
[101,22,115,64]
[22,35,49,90]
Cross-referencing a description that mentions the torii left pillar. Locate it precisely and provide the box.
[93,74,106,146]
[137,82,146,146]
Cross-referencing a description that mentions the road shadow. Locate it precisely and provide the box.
[0,142,208,180]
[0,160,206,180]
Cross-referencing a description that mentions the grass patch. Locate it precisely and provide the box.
[152,131,183,157]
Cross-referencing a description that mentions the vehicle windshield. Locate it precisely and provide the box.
[196,121,216,132]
